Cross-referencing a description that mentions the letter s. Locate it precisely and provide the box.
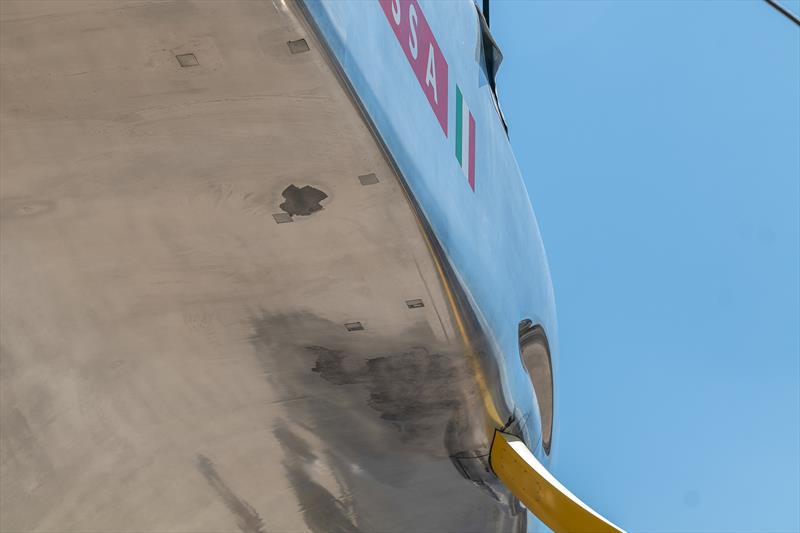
[408,3,419,60]
[391,0,401,25]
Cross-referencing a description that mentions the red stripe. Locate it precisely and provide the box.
[468,112,476,191]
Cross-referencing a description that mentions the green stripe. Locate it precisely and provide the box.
[455,86,463,165]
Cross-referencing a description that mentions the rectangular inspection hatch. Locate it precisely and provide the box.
[175,53,199,67]
[358,173,379,186]
[287,39,310,54]
[272,213,293,224]
[344,322,364,332]
[406,299,424,309]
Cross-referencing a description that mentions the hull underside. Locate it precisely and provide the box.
[0,1,521,531]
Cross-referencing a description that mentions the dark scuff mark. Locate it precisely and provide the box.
[273,422,317,463]
[195,454,267,533]
[365,349,461,439]
[283,459,361,533]
[273,425,361,533]
[307,345,361,385]
[279,184,328,216]
[305,343,463,443]
[245,310,517,531]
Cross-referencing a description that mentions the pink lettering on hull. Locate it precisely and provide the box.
[379,0,449,136]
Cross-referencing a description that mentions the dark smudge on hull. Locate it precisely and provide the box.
[279,184,328,216]
[273,424,361,533]
[245,309,516,532]
[195,454,267,533]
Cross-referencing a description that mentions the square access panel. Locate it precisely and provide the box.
[358,173,379,186]
[175,53,199,67]
[287,39,310,54]
[272,213,293,224]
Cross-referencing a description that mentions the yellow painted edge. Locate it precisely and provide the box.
[490,430,625,533]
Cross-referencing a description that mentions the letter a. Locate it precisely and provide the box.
[425,43,438,104]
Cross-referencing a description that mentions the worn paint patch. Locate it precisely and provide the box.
[195,455,266,533]
[279,184,328,216]
[307,344,462,441]
[273,425,361,533]
[246,310,520,530]
[1,198,56,219]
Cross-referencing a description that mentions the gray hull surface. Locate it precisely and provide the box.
[0,1,520,531]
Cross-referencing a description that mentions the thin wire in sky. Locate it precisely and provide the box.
[764,0,800,26]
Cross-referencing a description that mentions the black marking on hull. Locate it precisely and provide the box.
[195,455,266,533]
[279,184,328,216]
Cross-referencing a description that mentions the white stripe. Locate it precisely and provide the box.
[461,98,470,177]
[503,434,627,531]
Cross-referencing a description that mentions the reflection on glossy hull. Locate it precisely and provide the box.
[0,0,536,530]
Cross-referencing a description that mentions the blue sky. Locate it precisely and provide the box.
[493,1,799,531]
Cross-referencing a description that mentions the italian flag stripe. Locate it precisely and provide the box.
[455,86,463,166]
[455,84,476,191]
